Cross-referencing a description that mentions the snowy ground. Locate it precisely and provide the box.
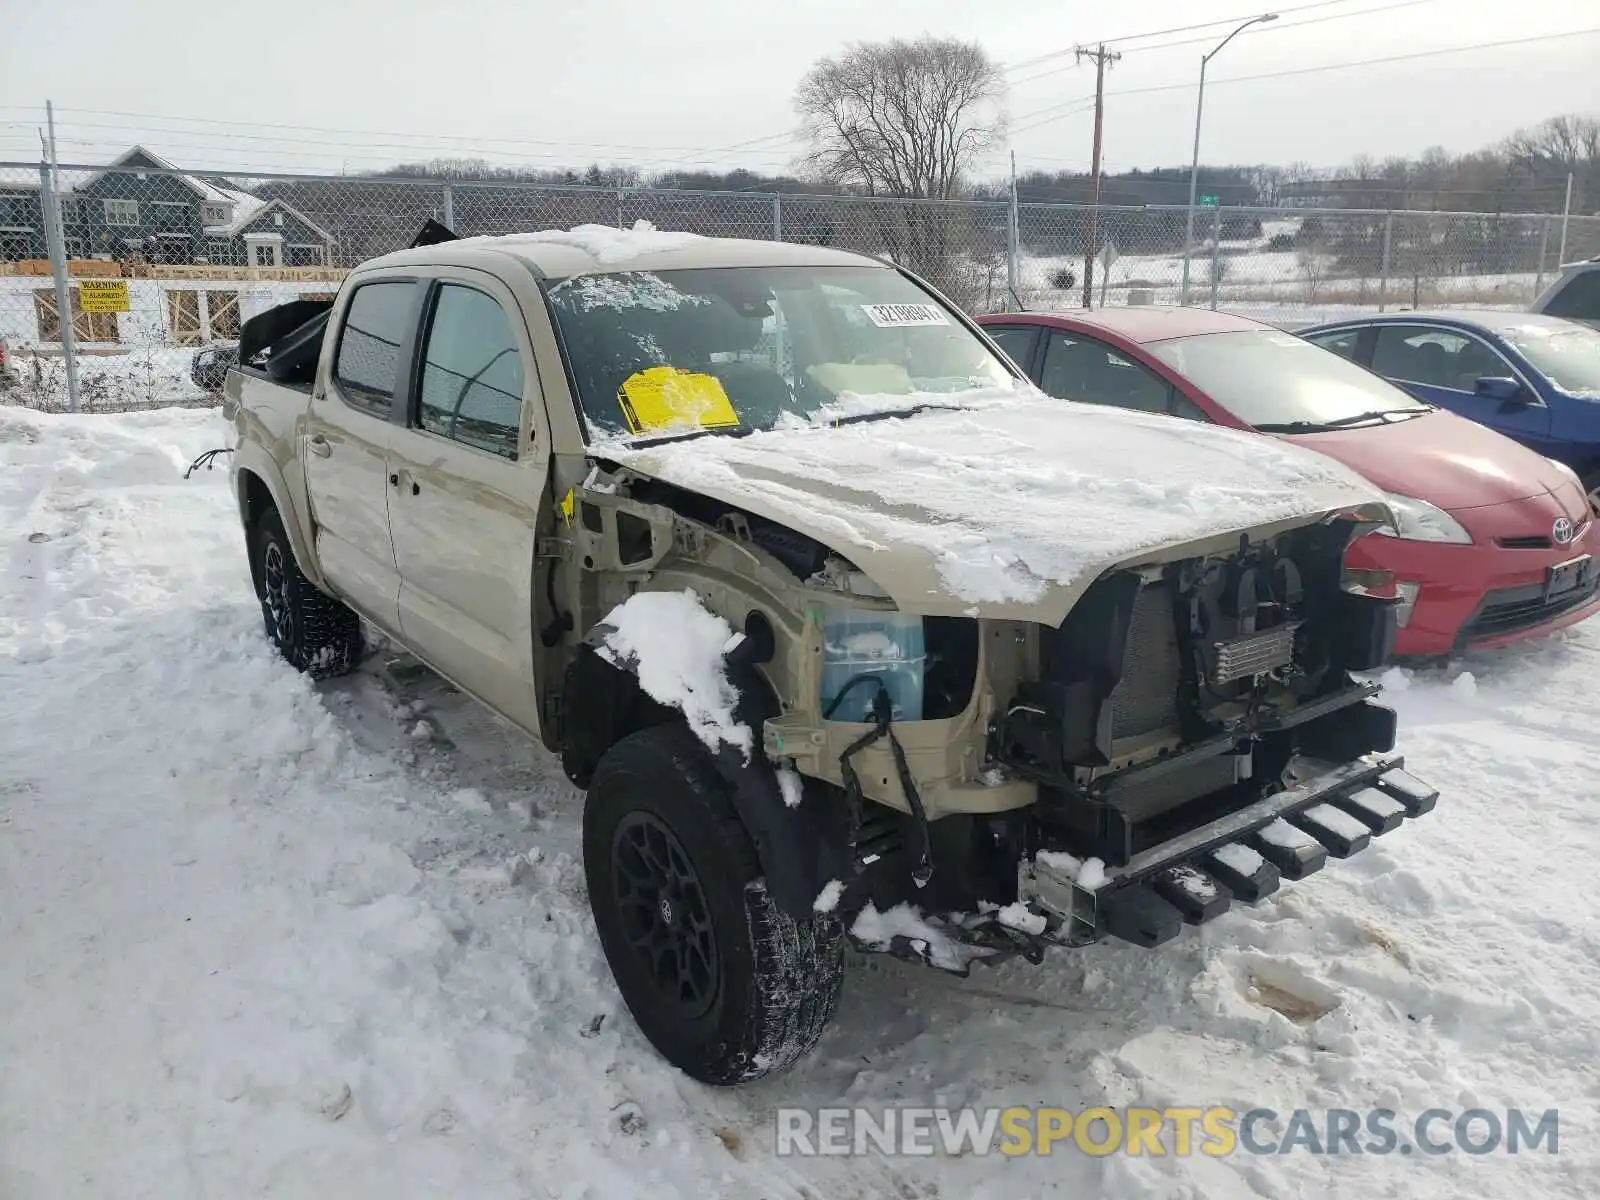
[3,407,1599,1199]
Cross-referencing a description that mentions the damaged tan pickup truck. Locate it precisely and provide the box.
[225,222,1437,1084]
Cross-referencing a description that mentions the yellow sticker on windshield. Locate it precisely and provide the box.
[618,367,740,434]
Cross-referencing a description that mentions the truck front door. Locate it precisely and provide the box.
[385,273,547,736]
[305,279,420,635]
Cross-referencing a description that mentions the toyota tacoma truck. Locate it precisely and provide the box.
[224,222,1437,1085]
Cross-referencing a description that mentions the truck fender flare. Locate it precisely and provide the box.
[561,626,849,920]
[233,443,328,591]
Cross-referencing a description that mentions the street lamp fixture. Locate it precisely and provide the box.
[1180,12,1278,306]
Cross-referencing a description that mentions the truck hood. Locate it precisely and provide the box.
[602,391,1389,625]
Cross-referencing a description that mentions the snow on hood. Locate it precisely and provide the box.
[604,389,1388,624]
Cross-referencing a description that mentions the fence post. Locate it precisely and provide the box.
[616,187,625,229]
[772,193,782,241]
[39,160,81,413]
[441,182,455,230]
[1557,172,1574,268]
[1006,193,1019,310]
[1208,204,1222,311]
[1535,215,1552,298]
[1378,212,1394,314]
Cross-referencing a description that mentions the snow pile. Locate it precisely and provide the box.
[596,588,752,757]
[5,406,1600,1198]
[813,879,846,914]
[509,219,701,265]
[849,903,990,973]
[613,387,1383,609]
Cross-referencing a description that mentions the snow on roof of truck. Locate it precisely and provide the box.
[360,221,885,277]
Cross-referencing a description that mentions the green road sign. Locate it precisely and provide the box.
[1200,195,1219,206]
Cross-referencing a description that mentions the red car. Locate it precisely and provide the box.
[976,308,1600,657]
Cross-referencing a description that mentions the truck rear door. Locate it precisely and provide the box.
[305,278,421,635]
[384,270,548,736]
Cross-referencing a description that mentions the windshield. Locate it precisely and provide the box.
[1501,323,1600,398]
[1146,329,1430,429]
[544,265,1016,441]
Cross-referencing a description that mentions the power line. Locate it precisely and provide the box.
[0,104,803,159]
[1002,0,1375,76]
[1008,27,1599,134]
[1008,0,1443,87]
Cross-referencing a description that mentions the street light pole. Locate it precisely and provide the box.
[1180,12,1277,307]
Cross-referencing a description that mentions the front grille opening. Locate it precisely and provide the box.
[1496,535,1552,550]
[1463,578,1600,641]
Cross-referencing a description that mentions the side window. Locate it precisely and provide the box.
[1307,328,1360,360]
[1039,332,1173,414]
[1543,270,1600,323]
[984,324,1039,372]
[334,281,416,416]
[1371,325,1511,392]
[1171,393,1212,422]
[416,284,525,460]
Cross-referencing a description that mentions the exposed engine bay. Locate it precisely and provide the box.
[558,467,1434,963]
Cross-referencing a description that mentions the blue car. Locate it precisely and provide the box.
[1300,311,1600,514]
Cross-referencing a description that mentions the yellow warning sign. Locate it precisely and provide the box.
[617,367,739,434]
[78,280,130,313]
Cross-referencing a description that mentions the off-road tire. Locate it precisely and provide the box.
[253,507,362,679]
[584,724,845,1084]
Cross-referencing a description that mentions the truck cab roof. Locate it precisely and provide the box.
[358,226,885,279]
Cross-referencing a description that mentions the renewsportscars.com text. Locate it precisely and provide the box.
[774,1106,1559,1158]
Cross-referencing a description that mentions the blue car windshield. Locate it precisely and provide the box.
[1500,323,1600,399]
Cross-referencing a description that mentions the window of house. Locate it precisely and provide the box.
[333,281,417,417]
[103,199,139,226]
[248,240,281,268]
[1039,332,1174,414]
[203,203,230,226]
[416,285,525,459]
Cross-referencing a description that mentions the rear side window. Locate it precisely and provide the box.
[333,282,416,415]
[416,285,525,460]
[1543,270,1600,324]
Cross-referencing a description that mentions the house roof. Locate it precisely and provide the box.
[206,197,335,243]
[78,145,269,227]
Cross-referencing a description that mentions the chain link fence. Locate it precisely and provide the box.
[3,158,1595,411]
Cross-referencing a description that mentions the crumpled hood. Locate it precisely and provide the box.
[603,392,1389,625]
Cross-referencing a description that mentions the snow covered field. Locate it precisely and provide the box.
[4,406,1599,1199]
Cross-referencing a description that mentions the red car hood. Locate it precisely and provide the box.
[1286,409,1585,514]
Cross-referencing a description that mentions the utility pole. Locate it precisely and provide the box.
[1076,43,1119,310]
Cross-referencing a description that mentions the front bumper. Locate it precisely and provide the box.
[1346,522,1600,656]
[1017,754,1437,948]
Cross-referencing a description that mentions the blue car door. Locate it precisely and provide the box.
[1366,323,1554,451]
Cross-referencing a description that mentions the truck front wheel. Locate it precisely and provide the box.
[583,724,845,1084]
[253,507,363,679]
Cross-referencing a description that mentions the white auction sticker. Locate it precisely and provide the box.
[860,303,949,328]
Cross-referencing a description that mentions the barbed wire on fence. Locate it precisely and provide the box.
[2,157,1596,411]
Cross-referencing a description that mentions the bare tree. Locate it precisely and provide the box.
[794,37,1005,302]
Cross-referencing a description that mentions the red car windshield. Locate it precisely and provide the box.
[1147,330,1429,430]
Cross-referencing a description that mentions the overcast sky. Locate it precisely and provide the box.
[1,0,1594,180]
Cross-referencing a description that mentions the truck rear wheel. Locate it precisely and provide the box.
[253,507,363,679]
[583,724,845,1084]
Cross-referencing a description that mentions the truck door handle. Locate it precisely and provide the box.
[308,434,331,458]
